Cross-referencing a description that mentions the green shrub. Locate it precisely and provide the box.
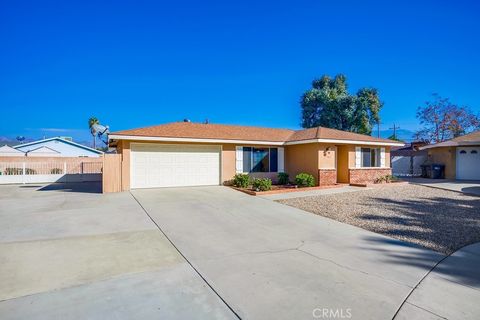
[25,168,36,175]
[51,168,62,174]
[277,172,289,185]
[375,174,398,184]
[4,167,22,175]
[295,173,315,187]
[252,178,272,191]
[233,173,250,188]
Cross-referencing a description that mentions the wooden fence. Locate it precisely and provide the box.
[102,154,122,193]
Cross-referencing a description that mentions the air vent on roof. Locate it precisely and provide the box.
[183,119,191,122]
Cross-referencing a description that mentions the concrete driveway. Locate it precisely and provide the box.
[131,186,447,319]
[405,178,480,196]
[0,183,236,319]
[2,183,477,319]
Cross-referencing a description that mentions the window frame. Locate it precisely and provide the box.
[241,147,279,173]
[360,147,381,168]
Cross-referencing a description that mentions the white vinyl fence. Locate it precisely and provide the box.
[392,155,428,177]
[0,161,102,184]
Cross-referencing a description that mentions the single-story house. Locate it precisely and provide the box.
[108,122,403,190]
[11,137,103,158]
[419,130,480,180]
[0,145,25,157]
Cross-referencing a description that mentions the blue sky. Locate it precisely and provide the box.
[1,0,479,144]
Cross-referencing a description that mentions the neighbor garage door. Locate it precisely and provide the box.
[456,147,480,180]
[130,143,221,188]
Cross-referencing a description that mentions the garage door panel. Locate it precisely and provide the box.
[456,147,480,180]
[131,144,221,189]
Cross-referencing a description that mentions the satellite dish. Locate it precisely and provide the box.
[92,123,110,146]
[91,123,110,135]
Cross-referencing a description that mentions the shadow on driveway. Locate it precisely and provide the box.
[362,236,480,288]
[462,186,480,196]
[36,182,102,194]
[359,194,480,255]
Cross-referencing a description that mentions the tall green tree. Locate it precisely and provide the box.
[416,94,479,143]
[300,74,383,135]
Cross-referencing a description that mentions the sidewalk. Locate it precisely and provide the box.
[396,242,480,319]
[404,178,480,196]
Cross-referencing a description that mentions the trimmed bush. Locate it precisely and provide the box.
[51,168,62,174]
[233,173,250,188]
[25,168,36,175]
[252,178,272,191]
[295,173,315,187]
[277,172,289,185]
[375,174,398,184]
[4,167,22,175]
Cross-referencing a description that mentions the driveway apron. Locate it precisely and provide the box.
[132,186,444,320]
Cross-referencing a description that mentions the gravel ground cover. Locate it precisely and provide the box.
[277,184,480,254]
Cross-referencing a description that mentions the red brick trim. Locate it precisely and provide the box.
[349,168,392,184]
[318,169,337,186]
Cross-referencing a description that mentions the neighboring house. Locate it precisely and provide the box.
[420,130,480,180]
[108,122,403,189]
[13,137,103,157]
[25,146,61,157]
[0,145,25,157]
[391,141,428,177]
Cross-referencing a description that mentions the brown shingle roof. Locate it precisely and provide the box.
[111,122,400,144]
[420,130,480,150]
[287,126,396,143]
[112,122,294,142]
[451,130,480,143]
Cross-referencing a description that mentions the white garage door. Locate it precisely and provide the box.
[131,144,221,188]
[456,147,480,180]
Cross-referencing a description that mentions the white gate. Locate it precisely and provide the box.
[0,161,102,184]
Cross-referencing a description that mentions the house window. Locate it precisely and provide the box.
[460,150,467,154]
[471,150,478,154]
[361,148,381,167]
[242,147,278,173]
[243,147,252,172]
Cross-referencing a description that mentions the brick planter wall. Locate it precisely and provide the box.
[318,169,337,186]
[349,168,392,184]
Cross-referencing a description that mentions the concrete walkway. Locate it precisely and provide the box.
[259,185,368,200]
[0,183,236,320]
[132,186,448,320]
[396,242,480,319]
[405,178,480,196]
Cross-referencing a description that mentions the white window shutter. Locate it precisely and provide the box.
[355,147,361,168]
[235,146,243,173]
[278,147,285,172]
[380,147,386,168]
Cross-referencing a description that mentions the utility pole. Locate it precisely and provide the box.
[389,123,400,140]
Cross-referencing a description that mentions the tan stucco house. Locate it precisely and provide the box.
[420,130,480,180]
[108,122,403,190]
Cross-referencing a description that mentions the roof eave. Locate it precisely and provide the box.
[108,134,285,146]
[109,134,404,147]
[14,137,103,154]
[285,138,404,147]
[419,140,480,150]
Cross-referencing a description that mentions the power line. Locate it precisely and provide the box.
[389,123,401,139]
